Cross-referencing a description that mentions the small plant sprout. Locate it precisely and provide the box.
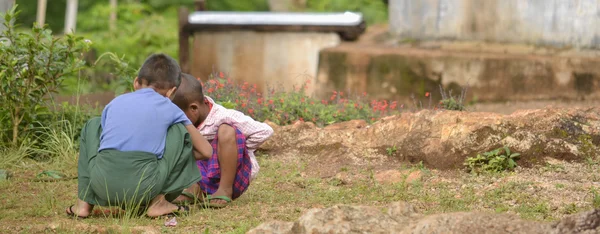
[386,145,397,156]
[465,146,521,174]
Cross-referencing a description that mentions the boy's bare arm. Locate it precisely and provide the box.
[226,110,274,150]
[185,124,212,160]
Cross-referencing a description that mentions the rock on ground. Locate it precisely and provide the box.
[247,202,600,234]
[260,108,600,169]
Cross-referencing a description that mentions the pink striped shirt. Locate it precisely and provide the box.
[197,96,274,180]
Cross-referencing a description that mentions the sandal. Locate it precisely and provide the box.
[203,195,232,209]
[65,205,88,219]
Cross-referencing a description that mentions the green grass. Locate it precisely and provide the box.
[1,132,599,233]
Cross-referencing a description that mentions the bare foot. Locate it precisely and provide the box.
[209,187,233,205]
[65,199,93,218]
[146,194,184,217]
[173,184,205,204]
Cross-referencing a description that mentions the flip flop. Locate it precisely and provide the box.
[65,205,88,219]
[203,195,232,209]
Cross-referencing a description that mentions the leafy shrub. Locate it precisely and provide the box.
[465,146,521,174]
[201,71,405,126]
[0,5,90,146]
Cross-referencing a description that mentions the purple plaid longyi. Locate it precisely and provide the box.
[196,125,252,200]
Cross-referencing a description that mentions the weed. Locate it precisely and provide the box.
[591,188,600,208]
[465,146,521,174]
[386,145,397,156]
[439,85,468,111]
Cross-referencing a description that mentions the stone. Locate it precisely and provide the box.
[248,202,600,234]
[259,108,600,169]
[246,221,294,234]
[551,209,600,234]
[323,119,368,130]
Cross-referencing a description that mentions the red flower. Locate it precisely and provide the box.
[354,103,359,108]
[390,101,397,109]
[280,98,284,103]
[339,92,344,97]
[363,92,367,97]
[310,101,315,105]
[250,88,256,93]
[332,91,337,95]
[218,83,224,89]
[330,95,336,101]
[299,117,304,121]
[425,92,430,97]
[269,99,274,105]
[371,117,375,122]
[321,99,328,105]
[248,109,254,115]
[257,98,263,104]
[209,80,217,84]
[301,98,305,103]
[219,72,224,78]
[242,103,247,108]
[306,79,311,84]
[207,88,214,93]
[253,84,257,89]
[401,104,404,108]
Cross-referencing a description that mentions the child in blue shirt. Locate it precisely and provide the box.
[66,54,212,218]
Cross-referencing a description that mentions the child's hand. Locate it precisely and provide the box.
[185,124,212,160]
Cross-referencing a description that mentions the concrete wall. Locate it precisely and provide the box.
[389,0,600,49]
[0,0,14,32]
[316,45,600,103]
[191,31,340,94]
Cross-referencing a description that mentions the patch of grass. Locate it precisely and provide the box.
[591,188,600,208]
[1,145,598,232]
[516,201,551,221]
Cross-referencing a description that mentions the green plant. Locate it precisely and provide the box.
[202,71,404,127]
[0,5,89,146]
[386,145,397,156]
[439,85,467,111]
[465,146,521,174]
[592,188,600,208]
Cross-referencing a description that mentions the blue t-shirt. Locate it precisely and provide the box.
[98,88,192,159]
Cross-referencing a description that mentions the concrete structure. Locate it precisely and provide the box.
[0,0,14,32]
[179,8,365,93]
[389,0,600,49]
[316,43,600,103]
[191,31,340,93]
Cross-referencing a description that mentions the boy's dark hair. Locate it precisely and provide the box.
[172,73,205,110]
[137,53,182,90]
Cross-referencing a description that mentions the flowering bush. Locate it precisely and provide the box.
[200,71,468,126]
[200,71,420,127]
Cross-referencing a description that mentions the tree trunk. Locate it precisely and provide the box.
[36,0,47,26]
[10,109,20,147]
[109,0,117,31]
[64,0,78,34]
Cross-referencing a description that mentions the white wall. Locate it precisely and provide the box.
[389,0,600,49]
